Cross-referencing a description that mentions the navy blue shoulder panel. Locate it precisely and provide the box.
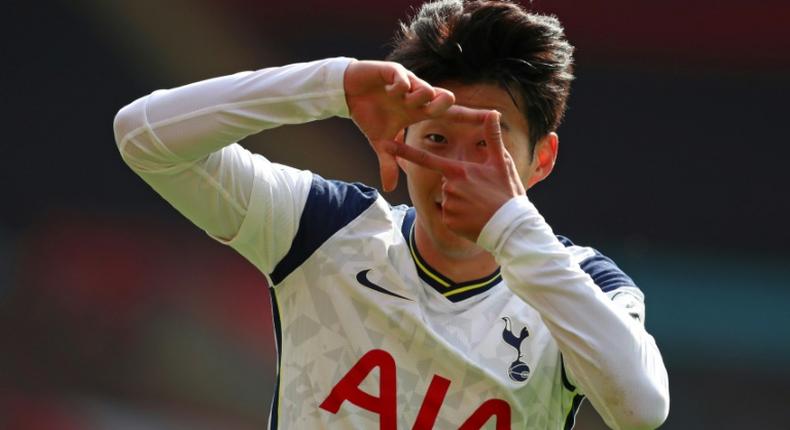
[556,235,635,293]
[269,175,379,285]
[400,206,416,241]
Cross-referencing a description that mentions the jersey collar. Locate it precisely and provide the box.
[401,207,502,303]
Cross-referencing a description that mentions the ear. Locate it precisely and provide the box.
[526,132,558,189]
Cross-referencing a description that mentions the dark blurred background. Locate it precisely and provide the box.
[2,0,789,428]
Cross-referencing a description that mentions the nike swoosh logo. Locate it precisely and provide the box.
[356,269,411,301]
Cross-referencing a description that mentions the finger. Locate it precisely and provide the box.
[384,141,463,176]
[376,150,399,192]
[402,74,436,108]
[422,88,454,117]
[403,86,436,109]
[439,105,491,124]
[407,73,434,96]
[384,65,411,95]
[484,110,506,159]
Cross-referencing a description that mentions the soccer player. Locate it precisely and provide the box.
[113,0,669,428]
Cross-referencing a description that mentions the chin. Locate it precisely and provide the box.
[414,199,482,256]
[428,219,483,258]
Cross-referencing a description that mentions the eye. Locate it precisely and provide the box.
[425,134,447,144]
[476,140,487,147]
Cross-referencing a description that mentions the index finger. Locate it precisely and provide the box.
[437,105,492,124]
[384,63,411,95]
[383,141,463,176]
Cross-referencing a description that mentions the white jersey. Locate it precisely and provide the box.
[114,58,668,429]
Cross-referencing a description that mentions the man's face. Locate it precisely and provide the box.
[401,82,536,254]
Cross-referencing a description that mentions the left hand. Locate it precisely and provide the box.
[384,111,526,242]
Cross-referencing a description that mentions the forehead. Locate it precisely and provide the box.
[438,81,530,133]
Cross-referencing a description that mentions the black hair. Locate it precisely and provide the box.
[387,0,574,150]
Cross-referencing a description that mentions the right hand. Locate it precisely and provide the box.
[344,60,455,192]
[382,111,525,242]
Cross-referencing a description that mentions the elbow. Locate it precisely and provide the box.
[610,383,669,430]
[112,99,164,171]
[113,103,138,152]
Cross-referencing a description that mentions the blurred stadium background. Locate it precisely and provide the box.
[2,0,789,428]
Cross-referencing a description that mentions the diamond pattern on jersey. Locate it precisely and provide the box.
[270,202,597,429]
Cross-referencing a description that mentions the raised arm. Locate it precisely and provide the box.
[478,198,669,430]
[113,58,354,274]
[114,58,469,275]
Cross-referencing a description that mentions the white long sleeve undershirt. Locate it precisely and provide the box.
[113,58,353,275]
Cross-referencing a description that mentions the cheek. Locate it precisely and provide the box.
[518,155,533,178]
[504,141,530,171]
[504,144,533,185]
[404,163,441,195]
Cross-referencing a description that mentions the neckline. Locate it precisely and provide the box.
[402,208,502,303]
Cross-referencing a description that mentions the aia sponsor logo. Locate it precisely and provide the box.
[320,349,512,429]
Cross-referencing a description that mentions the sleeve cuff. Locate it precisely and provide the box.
[476,195,537,255]
[325,57,356,119]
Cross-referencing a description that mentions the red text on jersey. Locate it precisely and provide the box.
[319,349,511,429]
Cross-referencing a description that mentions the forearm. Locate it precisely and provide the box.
[113,57,353,171]
[110,58,353,261]
[478,196,669,430]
